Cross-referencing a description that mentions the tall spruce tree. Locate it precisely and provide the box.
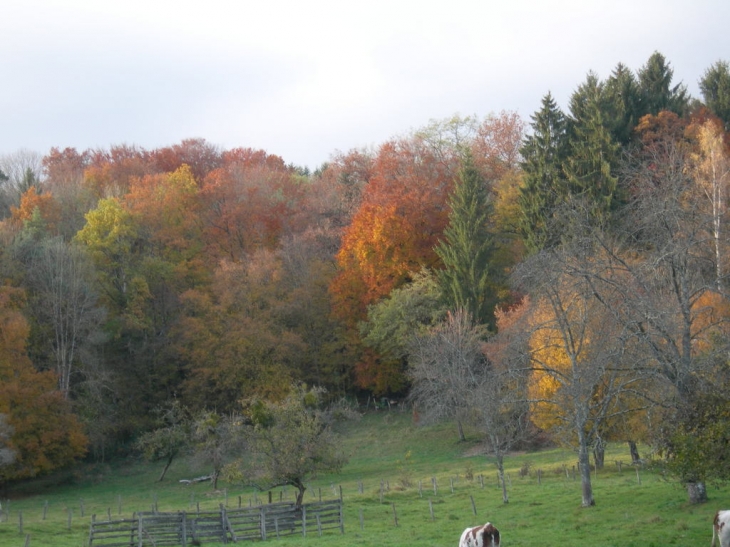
[637,51,690,117]
[564,74,621,223]
[700,60,730,131]
[435,152,497,329]
[603,63,641,145]
[518,92,570,254]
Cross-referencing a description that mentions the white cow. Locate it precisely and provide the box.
[712,510,730,547]
[459,522,500,547]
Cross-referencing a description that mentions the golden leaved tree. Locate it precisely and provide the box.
[512,246,642,508]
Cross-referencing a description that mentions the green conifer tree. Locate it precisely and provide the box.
[435,152,497,329]
[518,93,570,253]
[700,59,730,131]
[603,63,641,145]
[637,51,690,117]
[565,75,622,223]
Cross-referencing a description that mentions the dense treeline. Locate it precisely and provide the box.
[1,52,729,504]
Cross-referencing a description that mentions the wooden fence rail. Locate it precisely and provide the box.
[88,499,344,546]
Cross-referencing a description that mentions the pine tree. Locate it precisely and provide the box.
[637,51,690,117]
[700,60,730,131]
[603,63,641,145]
[518,93,570,253]
[564,74,621,223]
[435,152,497,329]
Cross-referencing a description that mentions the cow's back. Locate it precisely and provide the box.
[713,510,730,547]
[459,523,500,547]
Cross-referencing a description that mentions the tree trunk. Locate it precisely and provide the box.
[592,437,605,470]
[295,485,305,508]
[158,454,174,482]
[457,419,466,442]
[578,433,595,507]
[686,481,708,504]
[628,440,640,463]
[496,455,509,504]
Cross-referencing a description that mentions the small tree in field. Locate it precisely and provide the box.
[135,401,191,481]
[409,308,529,503]
[191,411,236,490]
[225,384,348,507]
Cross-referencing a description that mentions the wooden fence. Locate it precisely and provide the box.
[88,499,344,546]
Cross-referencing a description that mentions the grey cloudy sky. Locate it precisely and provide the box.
[2,0,728,169]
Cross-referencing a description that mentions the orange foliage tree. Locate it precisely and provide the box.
[331,138,454,324]
[199,154,305,262]
[0,286,86,483]
[9,187,62,234]
[173,253,306,412]
[84,144,154,198]
[329,138,454,393]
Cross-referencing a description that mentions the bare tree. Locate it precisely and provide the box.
[408,309,487,442]
[28,237,105,398]
[0,149,43,217]
[589,122,730,503]
[511,240,642,508]
[408,308,530,503]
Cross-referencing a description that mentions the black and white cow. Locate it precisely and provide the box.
[459,522,500,547]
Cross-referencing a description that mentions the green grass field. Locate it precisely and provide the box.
[1,410,728,546]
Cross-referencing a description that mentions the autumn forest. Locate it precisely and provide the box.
[1,52,730,505]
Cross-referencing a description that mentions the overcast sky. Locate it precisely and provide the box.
[2,0,728,170]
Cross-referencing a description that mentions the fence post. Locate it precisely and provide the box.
[18,510,22,534]
[429,499,434,521]
[470,495,477,516]
[302,504,307,537]
[339,499,345,534]
[181,511,188,547]
[42,501,48,520]
[391,503,398,527]
[88,516,95,547]
[138,513,143,547]
[259,504,267,541]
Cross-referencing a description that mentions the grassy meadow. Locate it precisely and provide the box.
[1,409,728,547]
